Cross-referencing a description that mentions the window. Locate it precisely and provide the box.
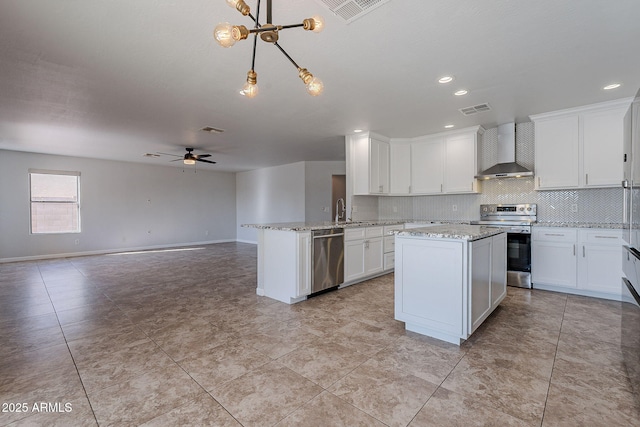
[29,170,80,234]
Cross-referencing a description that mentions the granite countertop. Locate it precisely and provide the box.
[534,222,623,229]
[241,220,407,231]
[396,224,506,241]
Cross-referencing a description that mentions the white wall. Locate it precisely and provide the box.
[0,150,237,261]
[304,161,346,222]
[236,162,306,243]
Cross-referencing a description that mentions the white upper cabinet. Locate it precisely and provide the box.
[531,98,630,190]
[389,142,411,194]
[444,132,478,193]
[387,126,482,196]
[411,137,444,194]
[533,115,580,189]
[581,106,627,187]
[349,132,390,195]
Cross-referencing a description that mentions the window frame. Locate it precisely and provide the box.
[29,169,81,235]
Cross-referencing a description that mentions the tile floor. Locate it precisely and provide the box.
[1,242,639,426]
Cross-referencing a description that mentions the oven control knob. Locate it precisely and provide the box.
[519,207,524,211]
[482,207,487,212]
[526,207,531,211]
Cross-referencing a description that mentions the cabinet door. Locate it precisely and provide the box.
[345,239,365,281]
[532,241,577,288]
[535,116,580,189]
[470,237,492,333]
[444,133,477,193]
[582,106,626,187]
[364,237,384,275]
[491,233,507,308]
[411,138,444,194]
[390,143,411,194]
[579,244,622,295]
[370,137,389,194]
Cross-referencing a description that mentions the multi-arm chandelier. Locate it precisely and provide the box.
[213,0,325,98]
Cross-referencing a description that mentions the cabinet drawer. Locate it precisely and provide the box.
[578,229,622,245]
[384,235,395,253]
[345,228,366,241]
[366,226,384,238]
[383,224,404,235]
[533,227,577,242]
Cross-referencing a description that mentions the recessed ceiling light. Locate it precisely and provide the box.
[603,83,621,90]
[438,76,454,84]
[454,89,468,96]
[444,124,455,129]
[353,129,363,133]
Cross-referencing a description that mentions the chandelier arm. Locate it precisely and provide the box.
[266,0,272,24]
[250,32,258,71]
[274,42,300,70]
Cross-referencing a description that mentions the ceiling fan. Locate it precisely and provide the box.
[158,147,216,165]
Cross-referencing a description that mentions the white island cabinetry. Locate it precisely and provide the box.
[394,225,507,345]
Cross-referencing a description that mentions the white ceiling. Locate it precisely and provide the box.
[1,0,639,172]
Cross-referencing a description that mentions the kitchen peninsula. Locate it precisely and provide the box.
[242,220,408,304]
[394,224,507,345]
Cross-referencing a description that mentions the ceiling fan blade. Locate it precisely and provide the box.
[196,158,217,164]
[170,158,182,162]
[195,154,212,158]
[157,152,182,157]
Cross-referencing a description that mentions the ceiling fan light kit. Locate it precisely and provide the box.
[214,0,325,97]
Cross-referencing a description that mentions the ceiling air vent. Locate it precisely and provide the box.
[459,103,492,116]
[200,126,224,134]
[313,0,391,24]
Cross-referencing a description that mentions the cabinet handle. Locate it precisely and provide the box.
[538,177,541,187]
[573,244,576,256]
[594,235,618,239]
[408,185,411,193]
[440,183,443,192]
[583,245,585,257]
[544,233,564,237]
[585,174,589,185]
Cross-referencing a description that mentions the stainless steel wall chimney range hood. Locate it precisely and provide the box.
[475,123,534,179]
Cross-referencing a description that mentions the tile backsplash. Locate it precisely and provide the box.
[377,122,623,224]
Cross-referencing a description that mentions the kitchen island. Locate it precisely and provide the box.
[394,224,507,345]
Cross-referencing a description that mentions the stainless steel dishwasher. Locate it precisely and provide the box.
[311,228,344,294]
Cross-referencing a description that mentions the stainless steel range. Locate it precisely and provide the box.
[471,204,537,288]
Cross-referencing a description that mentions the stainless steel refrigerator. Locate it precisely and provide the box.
[621,88,640,405]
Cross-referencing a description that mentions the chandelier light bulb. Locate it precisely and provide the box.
[306,76,324,96]
[241,70,259,98]
[311,15,325,33]
[225,0,250,15]
[242,82,259,98]
[214,22,236,48]
[225,0,239,7]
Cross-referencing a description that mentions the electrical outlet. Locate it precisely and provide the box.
[352,206,358,213]
[452,205,458,212]
[74,239,79,245]
[571,204,578,213]
[393,206,398,213]
[322,206,329,212]
[205,230,209,236]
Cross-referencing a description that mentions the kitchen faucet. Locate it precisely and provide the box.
[335,198,346,223]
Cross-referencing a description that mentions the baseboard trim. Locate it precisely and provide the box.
[0,239,247,263]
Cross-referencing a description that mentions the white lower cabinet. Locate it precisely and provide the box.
[344,226,384,283]
[532,228,578,288]
[532,227,622,299]
[257,229,311,304]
